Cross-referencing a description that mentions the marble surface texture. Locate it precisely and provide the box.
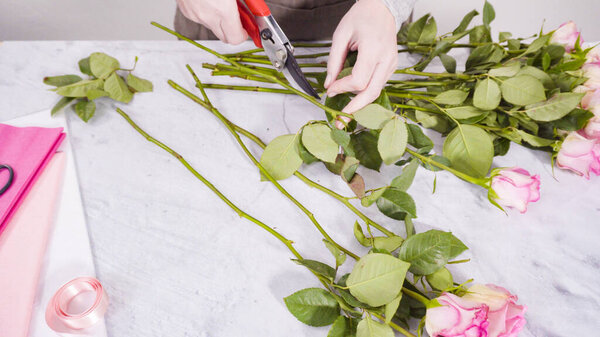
[0,40,598,337]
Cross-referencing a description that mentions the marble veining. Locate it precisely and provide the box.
[1,41,599,337]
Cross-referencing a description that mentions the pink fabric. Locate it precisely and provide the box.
[0,124,65,234]
[0,153,66,337]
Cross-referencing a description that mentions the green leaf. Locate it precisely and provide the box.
[72,100,96,123]
[406,124,434,153]
[361,188,386,207]
[415,110,449,133]
[259,134,303,180]
[302,124,339,163]
[482,1,495,27]
[500,75,546,106]
[488,61,521,77]
[499,31,512,42]
[438,54,457,73]
[373,236,404,252]
[292,259,336,280]
[346,253,410,307]
[126,73,153,92]
[517,66,554,89]
[473,78,501,110]
[507,39,521,51]
[51,97,75,115]
[398,230,454,275]
[542,53,551,71]
[43,75,82,87]
[341,156,360,182]
[89,52,120,79]
[408,14,437,45]
[331,128,351,147]
[448,235,468,259]
[374,90,393,110]
[525,92,584,122]
[54,79,104,98]
[284,288,340,327]
[553,108,594,131]
[376,188,417,220]
[353,221,372,247]
[351,131,383,171]
[443,125,493,178]
[78,57,93,76]
[378,118,408,165]
[385,294,402,324]
[356,316,394,337]
[421,155,451,172]
[446,106,489,122]
[390,159,419,191]
[516,130,555,147]
[453,10,478,35]
[104,73,134,103]
[426,267,453,290]
[353,104,395,129]
[323,239,347,268]
[524,34,550,55]
[328,316,352,337]
[86,88,108,101]
[433,90,469,105]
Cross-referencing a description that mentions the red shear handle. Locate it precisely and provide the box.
[242,0,271,17]
[237,0,262,47]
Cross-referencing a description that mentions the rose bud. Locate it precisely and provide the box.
[490,168,541,213]
[556,132,600,178]
[425,293,490,337]
[462,284,527,337]
[583,64,600,90]
[587,45,600,65]
[550,21,583,52]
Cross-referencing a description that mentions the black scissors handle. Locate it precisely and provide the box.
[0,165,14,196]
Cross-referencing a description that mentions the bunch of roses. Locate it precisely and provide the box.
[553,22,600,178]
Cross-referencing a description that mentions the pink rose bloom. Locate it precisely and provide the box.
[583,64,600,90]
[550,21,583,52]
[587,45,600,65]
[581,89,600,139]
[556,132,600,178]
[425,293,490,337]
[462,284,527,337]
[490,168,540,213]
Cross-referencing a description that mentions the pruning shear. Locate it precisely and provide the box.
[236,0,320,99]
[0,165,14,196]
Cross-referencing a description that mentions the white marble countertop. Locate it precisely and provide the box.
[1,41,599,337]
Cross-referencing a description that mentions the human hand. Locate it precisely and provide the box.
[176,0,248,44]
[324,0,399,128]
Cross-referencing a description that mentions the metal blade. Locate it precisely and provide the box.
[282,45,320,99]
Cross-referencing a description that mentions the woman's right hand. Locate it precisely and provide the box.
[176,0,248,44]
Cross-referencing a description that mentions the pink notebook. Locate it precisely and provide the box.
[0,124,65,234]
[0,153,66,337]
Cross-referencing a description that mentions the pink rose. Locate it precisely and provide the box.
[490,168,540,213]
[425,293,489,337]
[550,21,583,53]
[556,132,600,178]
[583,64,600,90]
[587,45,600,65]
[426,284,527,337]
[581,89,600,139]
[462,284,527,337]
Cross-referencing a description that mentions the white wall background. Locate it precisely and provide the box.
[1,0,599,41]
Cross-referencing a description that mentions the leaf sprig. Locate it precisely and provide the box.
[44,52,153,122]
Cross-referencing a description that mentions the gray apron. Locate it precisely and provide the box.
[174,0,355,41]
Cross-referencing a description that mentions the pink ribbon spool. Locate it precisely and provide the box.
[45,277,108,334]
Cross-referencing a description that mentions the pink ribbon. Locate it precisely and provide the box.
[45,277,109,334]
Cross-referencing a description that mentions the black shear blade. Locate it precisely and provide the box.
[283,46,320,99]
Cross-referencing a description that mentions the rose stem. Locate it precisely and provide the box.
[201,83,295,94]
[151,22,351,120]
[169,78,395,238]
[182,69,362,259]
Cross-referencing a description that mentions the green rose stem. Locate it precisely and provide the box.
[168,78,395,238]
[151,22,351,120]
[187,71,361,260]
[116,106,415,337]
[199,83,295,94]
